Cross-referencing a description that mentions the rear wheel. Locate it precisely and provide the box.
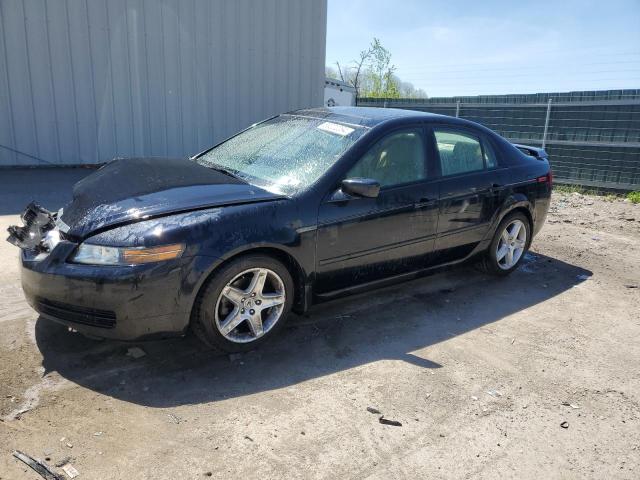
[192,255,294,352]
[480,212,531,276]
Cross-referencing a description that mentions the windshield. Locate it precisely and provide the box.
[195,115,367,194]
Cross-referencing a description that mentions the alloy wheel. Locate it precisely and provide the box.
[496,219,527,270]
[214,267,286,343]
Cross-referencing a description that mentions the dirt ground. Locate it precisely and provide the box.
[1,171,639,479]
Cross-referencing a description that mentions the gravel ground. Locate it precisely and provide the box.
[1,178,639,479]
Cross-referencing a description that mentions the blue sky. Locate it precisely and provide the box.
[326,0,640,97]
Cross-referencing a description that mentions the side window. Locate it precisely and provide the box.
[434,129,484,176]
[347,129,426,187]
[483,140,498,169]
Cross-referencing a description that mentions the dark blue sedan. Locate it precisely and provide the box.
[8,107,552,352]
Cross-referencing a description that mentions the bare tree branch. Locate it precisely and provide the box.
[335,61,345,82]
[351,46,373,98]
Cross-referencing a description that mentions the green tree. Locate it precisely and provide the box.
[329,38,425,99]
[362,38,398,98]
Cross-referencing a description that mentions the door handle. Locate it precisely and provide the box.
[490,183,503,192]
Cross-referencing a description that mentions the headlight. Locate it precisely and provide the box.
[72,243,185,265]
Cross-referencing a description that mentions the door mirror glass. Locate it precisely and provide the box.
[341,178,380,198]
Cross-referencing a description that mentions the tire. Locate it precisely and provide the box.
[479,211,531,276]
[191,254,294,353]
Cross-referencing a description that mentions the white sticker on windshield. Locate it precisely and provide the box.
[317,121,354,136]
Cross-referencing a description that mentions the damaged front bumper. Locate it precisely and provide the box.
[9,204,199,340]
[20,248,196,340]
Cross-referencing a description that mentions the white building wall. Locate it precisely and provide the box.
[0,0,327,166]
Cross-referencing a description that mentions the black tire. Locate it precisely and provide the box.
[191,254,294,353]
[479,211,531,276]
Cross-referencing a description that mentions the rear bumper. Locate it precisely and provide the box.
[20,242,204,340]
[532,196,551,237]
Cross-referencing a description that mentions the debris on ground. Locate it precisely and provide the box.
[378,416,402,427]
[624,284,638,289]
[61,463,79,479]
[167,413,182,424]
[366,407,381,414]
[244,435,254,441]
[126,347,146,359]
[560,421,569,429]
[12,450,64,480]
[54,457,72,468]
[94,431,103,436]
[486,390,503,398]
[561,402,580,409]
[471,396,479,401]
[13,406,32,419]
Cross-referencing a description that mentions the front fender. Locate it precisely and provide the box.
[187,239,313,317]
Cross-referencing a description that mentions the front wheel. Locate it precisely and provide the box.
[191,255,294,352]
[480,212,531,276]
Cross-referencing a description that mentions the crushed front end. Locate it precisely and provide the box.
[7,203,196,340]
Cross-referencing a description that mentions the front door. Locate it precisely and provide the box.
[315,127,439,293]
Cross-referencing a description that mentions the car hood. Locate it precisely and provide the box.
[59,157,285,238]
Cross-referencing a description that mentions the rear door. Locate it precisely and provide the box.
[315,126,439,293]
[431,127,501,259]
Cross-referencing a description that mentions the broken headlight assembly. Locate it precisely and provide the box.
[7,202,56,251]
[71,243,185,266]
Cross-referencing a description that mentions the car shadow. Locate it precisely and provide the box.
[35,253,592,408]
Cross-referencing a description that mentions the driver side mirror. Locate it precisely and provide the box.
[341,178,380,198]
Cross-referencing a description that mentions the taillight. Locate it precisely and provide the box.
[537,171,553,186]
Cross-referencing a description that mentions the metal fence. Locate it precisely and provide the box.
[359,89,640,191]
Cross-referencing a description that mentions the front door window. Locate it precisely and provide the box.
[347,129,426,187]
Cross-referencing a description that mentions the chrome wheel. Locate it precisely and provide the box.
[496,219,527,270]
[214,267,286,343]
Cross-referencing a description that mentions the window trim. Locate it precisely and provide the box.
[343,125,430,192]
[480,136,500,170]
[431,125,488,178]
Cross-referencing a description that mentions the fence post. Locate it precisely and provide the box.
[542,98,552,148]
[455,100,460,118]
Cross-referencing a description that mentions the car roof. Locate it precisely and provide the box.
[287,106,444,128]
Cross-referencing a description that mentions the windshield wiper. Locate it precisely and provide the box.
[206,164,246,182]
